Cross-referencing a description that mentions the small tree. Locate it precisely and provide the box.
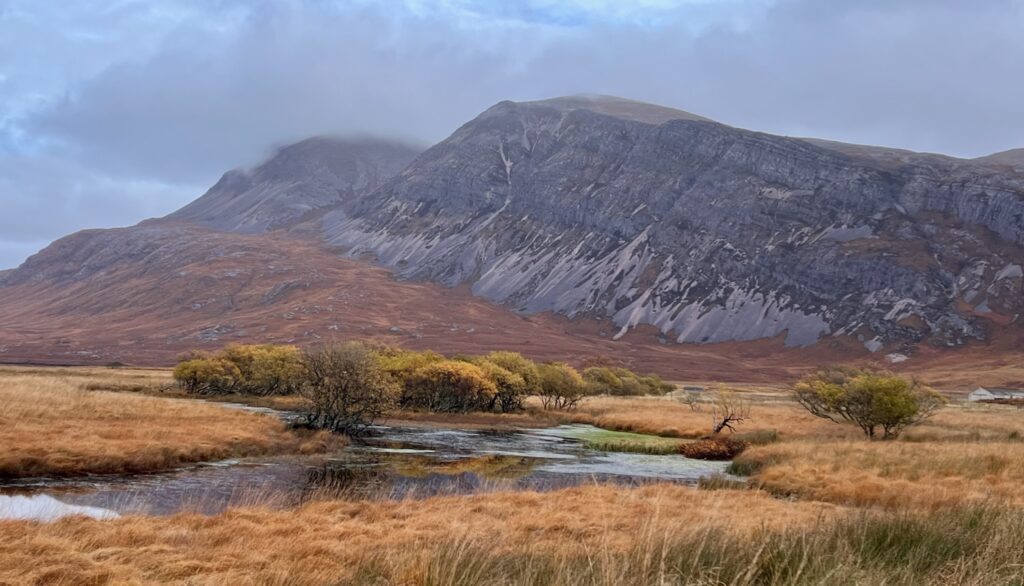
[299,342,398,435]
[222,344,304,396]
[582,366,624,395]
[377,348,445,380]
[172,356,241,395]
[472,359,528,412]
[678,390,702,412]
[537,362,587,410]
[403,360,497,413]
[583,366,676,396]
[794,366,945,439]
[482,351,542,410]
[709,388,750,434]
[171,344,303,396]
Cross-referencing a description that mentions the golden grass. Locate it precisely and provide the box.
[738,438,1024,509]
[904,404,1024,441]
[9,365,1024,583]
[0,484,838,585]
[719,402,1024,509]
[0,364,173,392]
[0,373,334,478]
[534,392,1024,511]
[560,395,858,440]
[383,408,557,430]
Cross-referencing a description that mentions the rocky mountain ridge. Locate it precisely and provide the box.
[3,95,1022,363]
[0,221,819,380]
[975,147,1024,170]
[314,97,1024,353]
[165,137,420,234]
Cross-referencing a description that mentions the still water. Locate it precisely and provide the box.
[0,423,730,520]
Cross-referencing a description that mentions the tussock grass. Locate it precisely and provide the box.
[564,395,1024,510]
[362,505,1024,586]
[0,364,172,391]
[566,395,1024,443]
[384,407,557,429]
[0,485,838,585]
[559,396,841,440]
[6,486,1024,585]
[735,429,780,445]
[8,366,1024,583]
[735,439,1024,509]
[698,473,749,491]
[0,373,336,478]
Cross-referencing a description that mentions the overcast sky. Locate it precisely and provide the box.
[2,0,1023,269]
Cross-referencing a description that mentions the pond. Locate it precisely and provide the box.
[0,422,732,521]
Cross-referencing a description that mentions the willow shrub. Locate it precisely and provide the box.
[172,344,303,396]
[402,360,498,413]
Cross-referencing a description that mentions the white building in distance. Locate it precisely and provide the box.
[967,387,1024,402]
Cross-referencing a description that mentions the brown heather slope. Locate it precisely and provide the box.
[0,222,846,382]
[0,221,1020,387]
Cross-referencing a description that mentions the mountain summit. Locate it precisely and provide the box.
[319,97,1024,349]
[167,137,420,233]
[1,96,1022,369]
[520,95,712,125]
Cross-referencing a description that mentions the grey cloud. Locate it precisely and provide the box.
[0,240,49,274]
[2,0,1024,269]
[0,154,197,268]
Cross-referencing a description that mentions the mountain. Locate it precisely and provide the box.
[975,148,1024,169]
[521,95,713,124]
[0,222,809,380]
[166,137,420,233]
[1,96,1022,376]
[319,96,1024,351]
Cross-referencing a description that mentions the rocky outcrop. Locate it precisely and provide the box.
[317,97,1024,351]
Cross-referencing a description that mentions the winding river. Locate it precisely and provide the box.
[0,405,731,521]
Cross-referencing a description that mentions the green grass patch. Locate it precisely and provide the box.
[583,440,682,455]
[558,426,685,454]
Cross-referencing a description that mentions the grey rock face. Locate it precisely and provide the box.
[167,137,420,233]
[317,97,1024,349]
[23,96,1016,353]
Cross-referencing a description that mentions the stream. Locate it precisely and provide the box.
[0,407,731,521]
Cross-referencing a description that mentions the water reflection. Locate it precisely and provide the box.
[0,494,118,521]
[0,424,731,520]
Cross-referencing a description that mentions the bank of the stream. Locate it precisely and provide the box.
[0,421,733,520]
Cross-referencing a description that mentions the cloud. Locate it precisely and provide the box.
[0,153,198,268]
[1,0,1023,269]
